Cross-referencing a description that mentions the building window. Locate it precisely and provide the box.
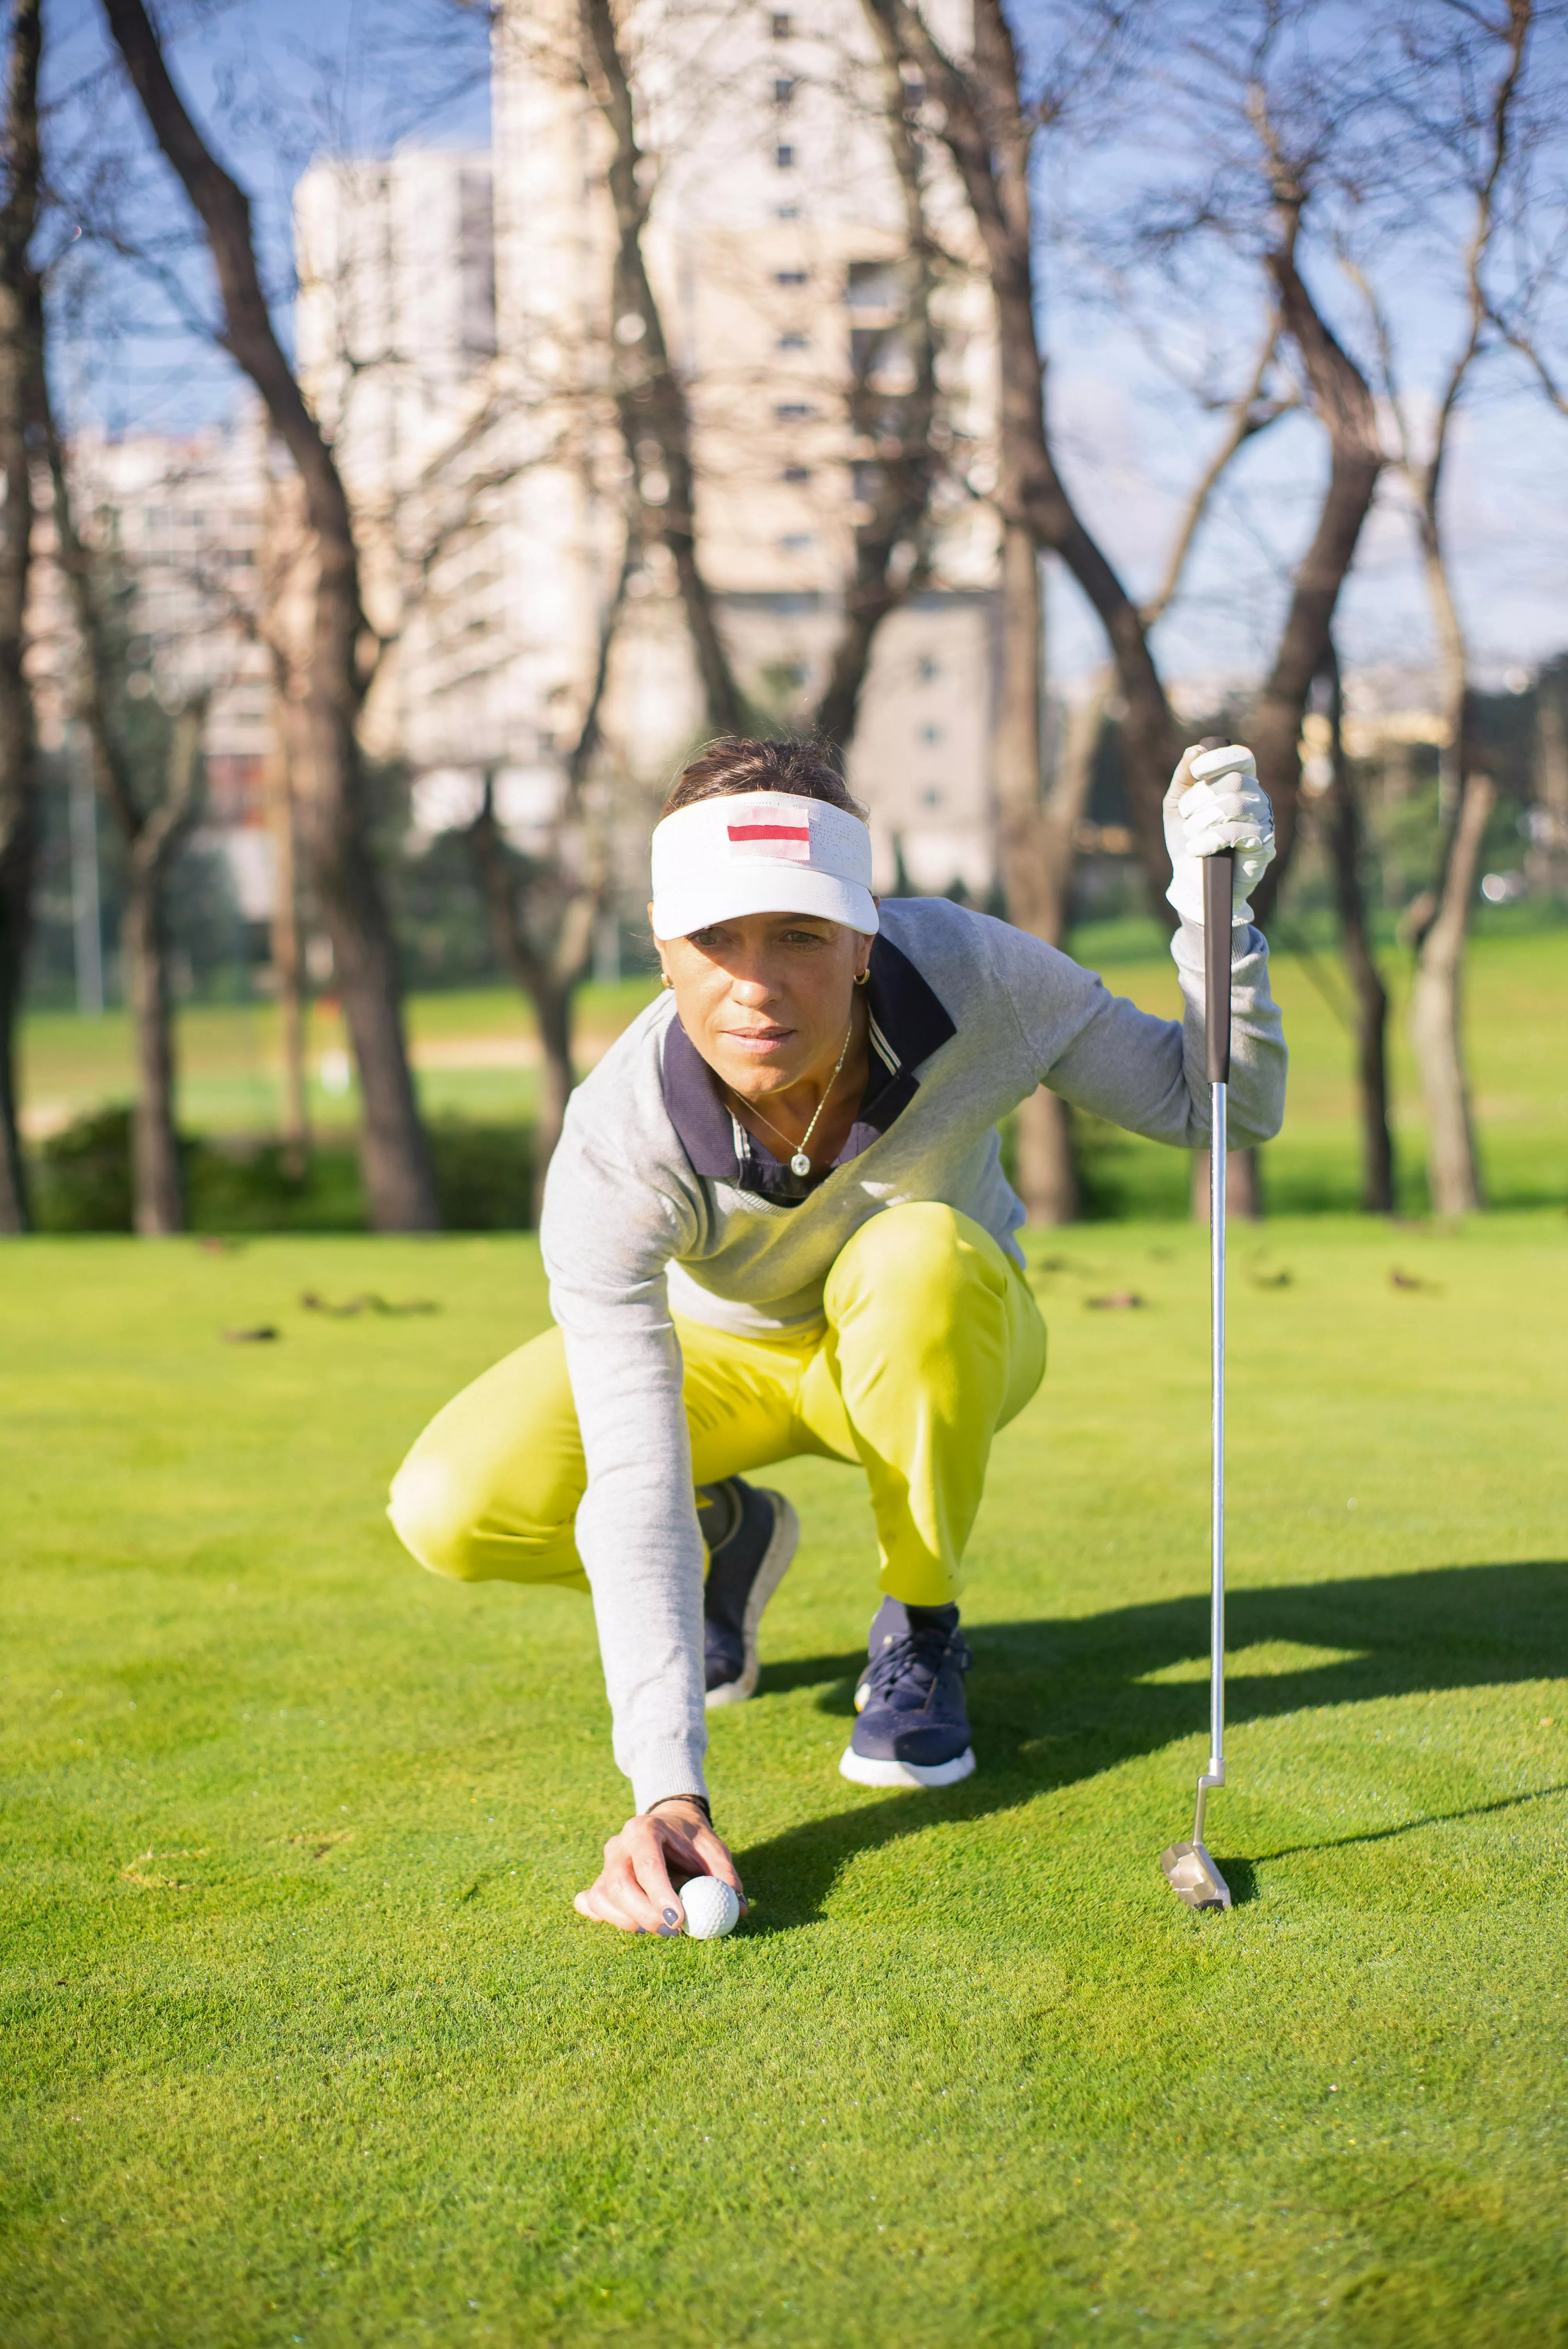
[458,170,497,362]
[920,725,943,745]
[922,788,943,807]
[917,654,939,682]
[775,269,808,286]
[780,534,814,552]
[851,460,882,505]
[775,143,795,168]
[771,12,792,35]
[774,76,795,105]
[776,204,800,219]
[846,258,900,310]
[775,401,813,420]
[777,331,808,351]
[782,465,812,483]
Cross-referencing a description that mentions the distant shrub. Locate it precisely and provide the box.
[429,1121,535,1230]
[187,1140,367,1233]
[33,1106,136,1232]
[30,1111,536,1233]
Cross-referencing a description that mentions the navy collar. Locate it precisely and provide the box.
[660,930,956,1202]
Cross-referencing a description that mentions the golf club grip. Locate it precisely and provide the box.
[1203,851,1234,1085]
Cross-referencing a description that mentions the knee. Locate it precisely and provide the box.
[830,1203,1000,1331]
[387,1454,486,1583]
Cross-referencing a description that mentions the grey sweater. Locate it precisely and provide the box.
[540,898,1286,1811]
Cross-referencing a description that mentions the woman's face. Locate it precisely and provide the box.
[655,909,873,1102]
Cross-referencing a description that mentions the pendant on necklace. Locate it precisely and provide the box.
[790,1151,812,1178]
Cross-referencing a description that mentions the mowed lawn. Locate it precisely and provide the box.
[3,1219,1567,2347]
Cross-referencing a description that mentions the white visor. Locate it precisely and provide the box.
[650,790,878,942]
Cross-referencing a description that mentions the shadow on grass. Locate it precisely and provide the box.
[738,1559,1568,1931]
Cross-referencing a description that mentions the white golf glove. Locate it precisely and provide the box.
[1164,742,1276,926]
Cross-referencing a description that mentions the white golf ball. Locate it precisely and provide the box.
[680,1876,740,1939]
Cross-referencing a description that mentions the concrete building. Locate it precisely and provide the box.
[295,2,1005,898]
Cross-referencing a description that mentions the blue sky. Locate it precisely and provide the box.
[37,0,1568,691]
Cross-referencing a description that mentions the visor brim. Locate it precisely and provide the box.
[650,866,878,943]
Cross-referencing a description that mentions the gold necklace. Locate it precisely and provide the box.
[725,1016,856,1178]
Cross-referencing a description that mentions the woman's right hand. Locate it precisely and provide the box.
[572,1797,747,1934]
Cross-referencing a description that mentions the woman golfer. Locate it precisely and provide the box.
[390,735,1285,1935]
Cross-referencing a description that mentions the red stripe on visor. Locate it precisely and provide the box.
[727,824,810,842]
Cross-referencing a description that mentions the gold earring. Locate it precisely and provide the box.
[854,969,870,987]
[661,972,674,989]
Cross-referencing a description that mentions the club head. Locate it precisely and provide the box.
[1160,1839,1232,1911]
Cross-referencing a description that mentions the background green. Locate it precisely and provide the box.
[19,918,1568,1227]
[3,1215,1565,2345]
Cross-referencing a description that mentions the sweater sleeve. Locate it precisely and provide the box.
[993,917,1287,1149]
[539,1107,709,1814]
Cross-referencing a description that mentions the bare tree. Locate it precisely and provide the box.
[813,19,944,748]
[583,0,960,759]
[1408,766,1495,1213]
[866,0,1182,900]
[466,529,634,1210]
[43,411,209,1233]
[1246,170,1384,906]
[1310,641,1396,1212]
[1532,668,1568,896]
[1355,0,1534,1214]
[0,0,41,1233]
[1008,664,1111,1222]
[101,0,439,1231]
[579,0,745,734]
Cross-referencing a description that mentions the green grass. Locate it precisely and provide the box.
[17,979,662,1141]
[18,932,1568,1219]
[4,1219,1567,2345]
[1064,925,1568,1218]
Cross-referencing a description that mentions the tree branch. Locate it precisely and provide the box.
[100,0,362,619]
[1141,323,1293,626]
[578,0,743,734]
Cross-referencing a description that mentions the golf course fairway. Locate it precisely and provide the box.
[3,1219,1565,2347]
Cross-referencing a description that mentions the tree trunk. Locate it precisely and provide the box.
[0,0,42,1235]
[123,852,182,1234]
[1410,772,1493,1216]
[468,776,600,1218]
[267,741,309,1176]
[0,771,30,1235]
[1318,646,1395,1212]
[104,0,438,1232]
[870,0,1176,908]
[989,536,1119,1227]
[1247,228,1384,926]
[991,524,1077,1223]
[533,980,576,1214]
[298,756,434,1229]
[123,704,204,1235]
[1530,688,1568,896]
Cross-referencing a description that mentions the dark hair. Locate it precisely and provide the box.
[661,736,867,822]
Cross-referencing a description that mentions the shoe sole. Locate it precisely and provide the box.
[704,1490,800,1709]
[837,1745,976,1789]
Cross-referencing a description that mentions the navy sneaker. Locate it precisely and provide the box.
[839,1596,976,1788]
[700,1478,800,1707]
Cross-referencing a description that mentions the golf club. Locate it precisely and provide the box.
[1161,747,1235,1914]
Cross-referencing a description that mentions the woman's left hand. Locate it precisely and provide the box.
[572,1797,747,1934]
[1164,741,1276,925]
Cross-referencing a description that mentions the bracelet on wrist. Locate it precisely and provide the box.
[648,1792,712,1825]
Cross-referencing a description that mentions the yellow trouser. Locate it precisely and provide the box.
[388,1202,1046,1607]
